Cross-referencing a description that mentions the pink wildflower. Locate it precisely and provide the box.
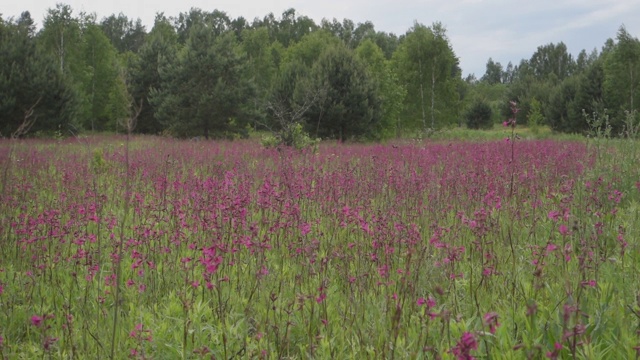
[558,224,570,236]
[30,315,43,327]
[452,331,478,359]
[547,210,560,221]
[300,223,311,236]
[417,296,436,309]
[316,293,326,303]
[483,312,500,334]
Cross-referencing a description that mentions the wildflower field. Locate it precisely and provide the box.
[1,135,639,359]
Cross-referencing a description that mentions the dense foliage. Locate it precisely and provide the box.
[1,5,639,139]
[472,28,640,135]
[465,100,493,129]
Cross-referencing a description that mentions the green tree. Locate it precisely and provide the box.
[503,62,515,84]
[241,27,278,128]
[575,48,599,73]
[369,31,399,60]
[355,39,406,138]
[81,22,128,131]
[128,14,178,134]
[573,59,606,128]
[0,12,76,136]
[174,8,230,44]
[352,21,376,49]
[392,22,460,132]
[100,13,146,53]
[304,43,382,140]
[150,26,254,138]
[320,18,356,47]
[263,59,321,147]
[38,4,84,75]
[463,81,507,126]
[529,42,575,82]
[38,4,91,128]
[274,8,317,47]
[481,58,503,85]
[527,97,545,133]
[604,26,640,129]
[465,100,493,129]
[546,76,582,133]
[283,30,340,68]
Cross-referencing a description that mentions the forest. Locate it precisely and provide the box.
[1,4,639,140]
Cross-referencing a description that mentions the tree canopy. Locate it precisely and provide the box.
[2,5,639,139]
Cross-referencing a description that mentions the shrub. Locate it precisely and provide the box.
[465,100,493,129]
[261,122,320,151]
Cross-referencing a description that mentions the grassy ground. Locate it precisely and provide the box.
[0,133,639,359]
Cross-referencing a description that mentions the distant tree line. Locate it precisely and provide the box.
[467,27,640,135]
[1,4,638,139]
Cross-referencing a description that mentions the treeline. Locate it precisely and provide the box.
[0,5,459,140]
[469,27,640,135]
[1,5,638,139]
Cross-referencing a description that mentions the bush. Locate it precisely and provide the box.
[465,100,493,129]
[528,98,545,134]
[261,123,320,151]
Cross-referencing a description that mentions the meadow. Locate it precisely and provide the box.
[1,133,639,359]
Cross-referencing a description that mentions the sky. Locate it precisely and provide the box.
[3,0,640,77]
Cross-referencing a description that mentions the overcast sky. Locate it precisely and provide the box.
[3,0,640,76]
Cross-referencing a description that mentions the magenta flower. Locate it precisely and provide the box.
[316,293,326,303]
[417,296,436,308]
[558,224,570,236]
[30,315,43,327]
[483,312,500,334]
[452,331,478,359]
[546,342,563,359]
[300,222,311,236]
[258,266,269,277]
[547,210,560,221]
